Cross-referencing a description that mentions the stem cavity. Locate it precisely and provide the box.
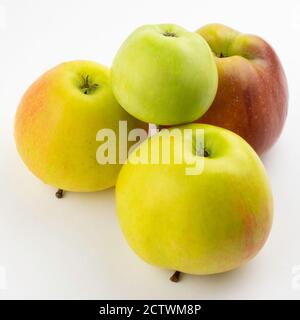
[80,75,99,95]
[163,31,178,38]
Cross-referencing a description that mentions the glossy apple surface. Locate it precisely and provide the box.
[116,124,273,275]
[195,24,288,155]
[112,24,218,125]
[15,60,146,192]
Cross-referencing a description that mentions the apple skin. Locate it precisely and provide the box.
[116,124,273,275]
[111,24,218,126]
[195,24,288,155]
[14,61,146,192]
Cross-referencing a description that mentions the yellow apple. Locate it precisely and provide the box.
[116,124,273,278]
[15,60,146,194]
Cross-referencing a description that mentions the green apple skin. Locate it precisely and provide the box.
[111,24,218,125]
[15,61,146,192]
[116,124,273,275]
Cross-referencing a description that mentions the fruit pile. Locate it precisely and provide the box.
[14,23,288,282]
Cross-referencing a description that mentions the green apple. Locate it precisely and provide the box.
[111,24,218,125]
[15,60,146,194]
[116,124,273,277]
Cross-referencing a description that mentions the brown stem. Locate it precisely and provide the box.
[170,271,181,282]
[55,189,64,199]
[80,75,99,95]
[163,31,178,38]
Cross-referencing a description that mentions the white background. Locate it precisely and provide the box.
[0,0,300,299]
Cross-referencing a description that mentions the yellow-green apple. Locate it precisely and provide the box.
[116,124,273,278]
[111,24,218,125]
[15,60,146,194]
[195,24,288,155]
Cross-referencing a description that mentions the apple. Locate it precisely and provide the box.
[116,124,273,278]
[194,24,288,155]
[111,24,218,126]
[15,60,146,195]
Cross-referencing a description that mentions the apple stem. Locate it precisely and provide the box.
[80,75,99,95]
[170,271,181,282]
[55,189,64,199]
[163,31,178,38]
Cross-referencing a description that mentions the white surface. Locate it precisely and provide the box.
[0,0,300,299]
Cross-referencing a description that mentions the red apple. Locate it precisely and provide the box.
[195,24,288,155]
